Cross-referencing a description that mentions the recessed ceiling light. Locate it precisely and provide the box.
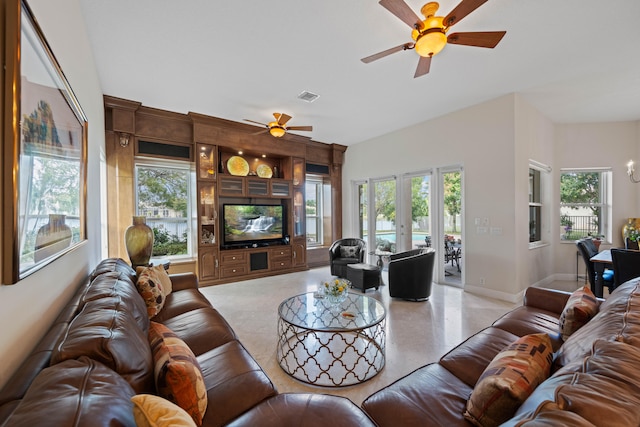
[297,90,319,103]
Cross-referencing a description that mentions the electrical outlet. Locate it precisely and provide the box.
[480,278,485,285]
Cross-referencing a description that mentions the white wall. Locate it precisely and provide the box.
[514,95,555,288]
[343,94,640,301]
[0,0,104,388]
[553,122,640,278]
[343,94,521,300]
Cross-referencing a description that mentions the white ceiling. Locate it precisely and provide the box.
[79,0,640,146]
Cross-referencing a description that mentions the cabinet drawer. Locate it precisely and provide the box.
[270,259,292,270]
[221,265,248,278]
[270,247,292,260]
[221,252,246,264]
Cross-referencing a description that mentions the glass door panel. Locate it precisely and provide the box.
[373,179,397,263]
[441,170,463,285]
[356,182,368,240]
[400,174,431,251]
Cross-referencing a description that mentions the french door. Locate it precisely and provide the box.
[437,168,464,286]
[354,167,463,285]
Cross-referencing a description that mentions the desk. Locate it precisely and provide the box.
[590,249,611,298]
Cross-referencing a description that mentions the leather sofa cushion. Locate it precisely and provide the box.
[160,308,237,356]
[361,363,473,427]
[91,257,137,283]
[506,340,640,426]
[4,357,136,427]
[152,289,215,323]
[50,297,154,394]
[197,340,278,427]
[492,305,563,341]
[83,271,149,332]
[554,281,640,369]
[226,393,377,427]
[440,327,519,387]
[332,258,361,266]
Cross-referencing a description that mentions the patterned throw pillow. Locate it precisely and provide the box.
[131,394,197,427]
[136,267,166,318]
[464,333,553,427]
[339,245,359,259]
[558,286,598,341]
[148,322,207,426]
[137,265,172,298]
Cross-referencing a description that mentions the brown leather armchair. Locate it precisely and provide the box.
[388,248,435,301]
[329,238,366,278]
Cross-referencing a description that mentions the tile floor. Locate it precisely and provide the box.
[198,268,582,405]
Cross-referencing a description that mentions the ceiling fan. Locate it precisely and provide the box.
[244,113,313,138]
[361,0,506,78]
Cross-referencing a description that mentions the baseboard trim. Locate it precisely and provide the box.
[464,285,525,304]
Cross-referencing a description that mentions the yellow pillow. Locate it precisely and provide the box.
[131,394,197,427]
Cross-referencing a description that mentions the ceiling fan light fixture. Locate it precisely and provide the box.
[415,30,447,57]
[268,123,286,138]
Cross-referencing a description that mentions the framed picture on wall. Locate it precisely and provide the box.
[2,0,88,284]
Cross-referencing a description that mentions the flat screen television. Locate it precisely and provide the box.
[222,203,285,247]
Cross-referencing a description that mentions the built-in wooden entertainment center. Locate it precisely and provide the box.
[103,96,346,285]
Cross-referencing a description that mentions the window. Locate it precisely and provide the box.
[135,160,194,258]
[529,168,542,243]
[560,169,611,241]
[305,176,323,246]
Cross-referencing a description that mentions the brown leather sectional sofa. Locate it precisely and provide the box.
[362,279,640,426]
[0,258,375,427]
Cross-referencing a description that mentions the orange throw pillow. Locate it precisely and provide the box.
[148,322,207,426]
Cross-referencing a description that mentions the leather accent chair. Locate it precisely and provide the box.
[329,238,366,278]
[576,238,613,294]
[611,248,640,289]
[388,248,435,301]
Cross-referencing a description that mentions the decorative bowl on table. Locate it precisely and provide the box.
[321,278,350,306]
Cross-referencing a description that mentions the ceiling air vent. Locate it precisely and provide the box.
[297,91,319,103]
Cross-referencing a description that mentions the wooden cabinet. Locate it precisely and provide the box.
[270,246,292,270]
[202,151,308,284]
[292,238,306,267]
[292,158,306,263]
[196,144,218,285]
[219,176,290,198]
[198,247,219,281]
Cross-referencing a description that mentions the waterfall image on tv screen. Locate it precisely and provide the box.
[223,204,284,245]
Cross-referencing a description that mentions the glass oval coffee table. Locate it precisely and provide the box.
[277,292,386,387]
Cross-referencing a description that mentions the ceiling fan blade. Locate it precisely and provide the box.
[361,43,413,63]
[287,126,313,132]
[447,31,506,48]
[414,55,432,78]
[443,0,489,27]
[251,129,269,135]
[278,113,292,126]
[245,119,268,127]
[379,0,423,29]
